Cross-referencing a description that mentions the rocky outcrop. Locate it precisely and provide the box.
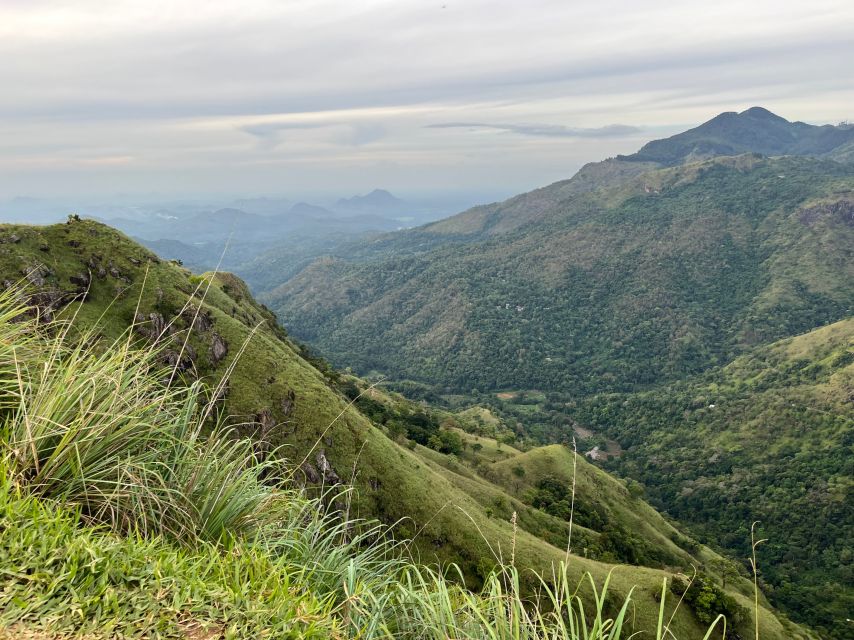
[280,389,296,417]
[22,262,51,288]
[87,254,108,279]
[161,347,195,373]
[68,272,91,300]
[209,332,228,365]
[133,312,200,373]
[315,449,341,485]
[300,461,321,484]
[134,312,170,342]
[798,199,854,226]
[27,289,74,322]
[69,272,90,288]
[183,306,213,333]
[298,450,342,488]
[9,264,78,322]
[252,409,277,459]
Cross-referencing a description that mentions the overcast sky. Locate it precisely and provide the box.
[1,0,852,200]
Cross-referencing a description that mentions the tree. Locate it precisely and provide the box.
[626,478,645,499]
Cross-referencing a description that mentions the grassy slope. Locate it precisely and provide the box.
[0,220,807,639]
[0,475,335,639]
[353,384,812,639]
[569,318,854,638]
[268,156,854,395]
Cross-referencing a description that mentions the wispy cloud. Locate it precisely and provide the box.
[239,121,328,149]
[239,120,387,149]
[426,122,642,138]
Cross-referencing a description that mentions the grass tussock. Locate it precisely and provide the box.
[0,288,284,545]
[0,285,739,639]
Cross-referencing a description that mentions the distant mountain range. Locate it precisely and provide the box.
[335,188,408,213]
[0,188,454,275]
[64,190,430,274]
[265,108,854,394]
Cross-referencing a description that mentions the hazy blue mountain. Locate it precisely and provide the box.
[335,188,407,213]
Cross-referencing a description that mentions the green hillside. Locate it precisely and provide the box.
[0,219,809,638]
[567,318,854,638]
[266,155,854,395]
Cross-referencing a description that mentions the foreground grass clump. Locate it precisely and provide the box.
[0,473,336,639]
[0,289,286,546]
[0,286,733,639]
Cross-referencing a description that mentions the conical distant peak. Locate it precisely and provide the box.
[740,106,787,121]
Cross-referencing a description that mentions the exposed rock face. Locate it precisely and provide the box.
[132,311,200,372]
[209,332,228,365]
[253,408,277,458]
[183,306,213,333]
[280,389,296,417]
[134,312,169,342]
[161,348,195,373]
[12,263,79,322]
[300,462,321,484]
[149,313,168,340]
[68,272,91,300]
[28,289,73,323]
[798,199,854,226]
[315,449,341,485]
[69,272,90,288]
[87,255,108,279]
[22,263,51,287]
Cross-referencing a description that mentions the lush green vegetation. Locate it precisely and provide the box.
[455,320,852,638]
[0,286,803,639]
[566,319,854,638]
[270,156,854,397]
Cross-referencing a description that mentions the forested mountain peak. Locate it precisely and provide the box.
[622,106,854,165]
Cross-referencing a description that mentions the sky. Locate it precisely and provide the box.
[1,0,853,201]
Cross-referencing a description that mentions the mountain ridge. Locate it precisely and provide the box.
[268,154,854,393]
[621,106,854,165]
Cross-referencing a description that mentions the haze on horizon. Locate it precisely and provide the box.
[1,0,852,202]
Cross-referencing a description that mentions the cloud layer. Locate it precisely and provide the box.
[426,123,642,138]
[1,0,852,199]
